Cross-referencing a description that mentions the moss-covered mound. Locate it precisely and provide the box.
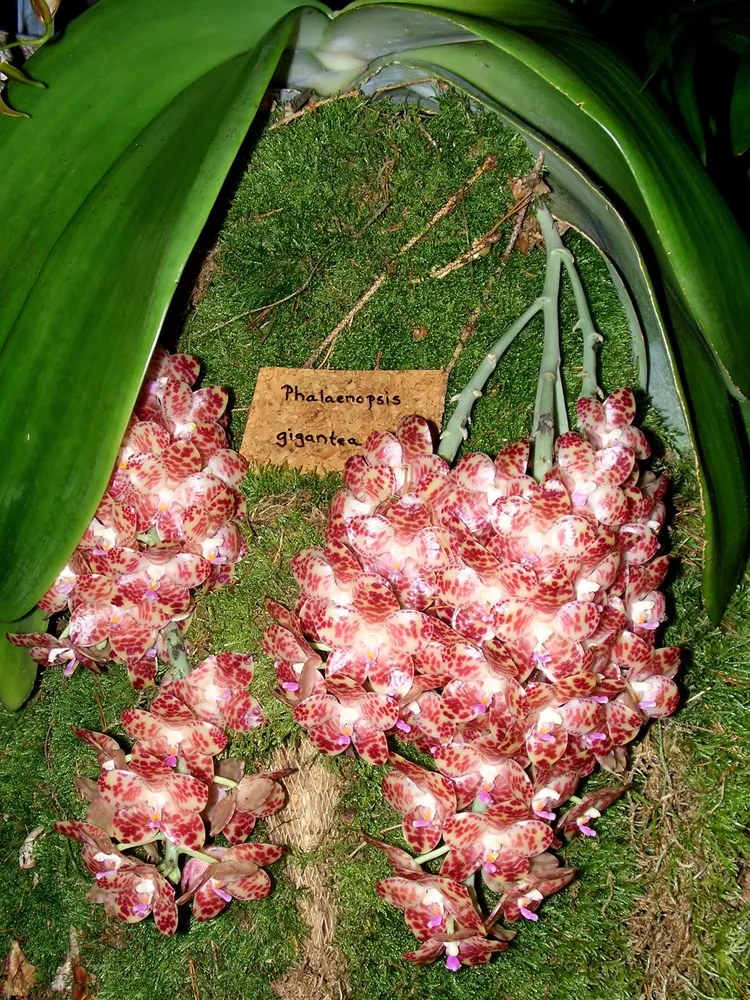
[1,94,748,1000]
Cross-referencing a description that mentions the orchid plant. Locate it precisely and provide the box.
[9,355,291,931]
[56,652,290,933]
[8,349,248,689]
[263,207,680,970]
[28,205,677,960]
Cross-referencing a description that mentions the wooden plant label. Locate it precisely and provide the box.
[240,367,448,474]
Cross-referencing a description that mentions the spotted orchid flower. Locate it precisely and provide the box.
[376,873,486,940]
[56,821,179,934]
[264,601,325,703]
[405,933,510,971]
[613,631,681,718]
[336,417,450,517]
[381,753,457,852]
[121,691,227,784]
[177,842,284,920]
[37,552,89,614]
[98,743,210,850]
[292,687,399,766]
[494,852,578,923]
[439,800,555,890]
[555,784,629,839]
[78,495,138,555]
[577,388,650,458]
[165,651,263,732]
[5,630,108,677]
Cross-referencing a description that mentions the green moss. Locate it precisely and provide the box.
[1,91,748,999]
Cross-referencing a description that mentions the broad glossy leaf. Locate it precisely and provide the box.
[381,6,750,403]
[665,290,750,622]
[0,0,324,346]
[0,9,301,619]
[672,39,706,162]
[0,608,46,712]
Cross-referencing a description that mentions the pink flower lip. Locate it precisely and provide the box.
[212,885,233,903]
[164,754,177,767]
[590,695,609,704]
[538,732,556,743]
[534,809,556,821]
[588,732,607,742]
[445,955,461,972]
[281,682,299,692]
[427,914,442,929]
[472,703,487,715]
[478,790,493,805]
[578,823,597,837]
[483,861,498,874]
[638,700,657,711]
[396,720,411,733]
[519,905,539,921]
[335,735,352,747]
[412,818,432,828]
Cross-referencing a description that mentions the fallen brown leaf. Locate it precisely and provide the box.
[3,941,35,998]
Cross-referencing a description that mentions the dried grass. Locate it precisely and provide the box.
[627,728,702,998]
[267,745,347,1000]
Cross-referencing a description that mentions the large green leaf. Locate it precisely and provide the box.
[0,7,302,619]
[0,608,46,712]
[363,2,750,405]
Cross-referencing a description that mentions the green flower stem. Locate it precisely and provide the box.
[438,204,605,477]
[437,298,543,464]
[556,245,603,400]
[2,22,52,52]
[178,845,219,864]
[555,362,570,434]
[532,206,566,481]
[161,622,190,681]
[413,843,451,865]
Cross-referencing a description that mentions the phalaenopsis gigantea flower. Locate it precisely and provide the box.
[9,349,248,689]
[56,653,290,934]
[264,385,680,970]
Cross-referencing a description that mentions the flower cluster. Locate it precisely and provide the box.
[9,350,248,689]
[264,390,679,970]
[56,652,289,933]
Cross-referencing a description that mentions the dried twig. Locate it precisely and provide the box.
[441,152,544,380]
[268,92,358,129]
[268,78,441,131]
[415,192,532,283]
[304,156,498,367]
[306,271,389,369]
[188,957,200,1000]
[204,268,319,335]
[444,306,481,377]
